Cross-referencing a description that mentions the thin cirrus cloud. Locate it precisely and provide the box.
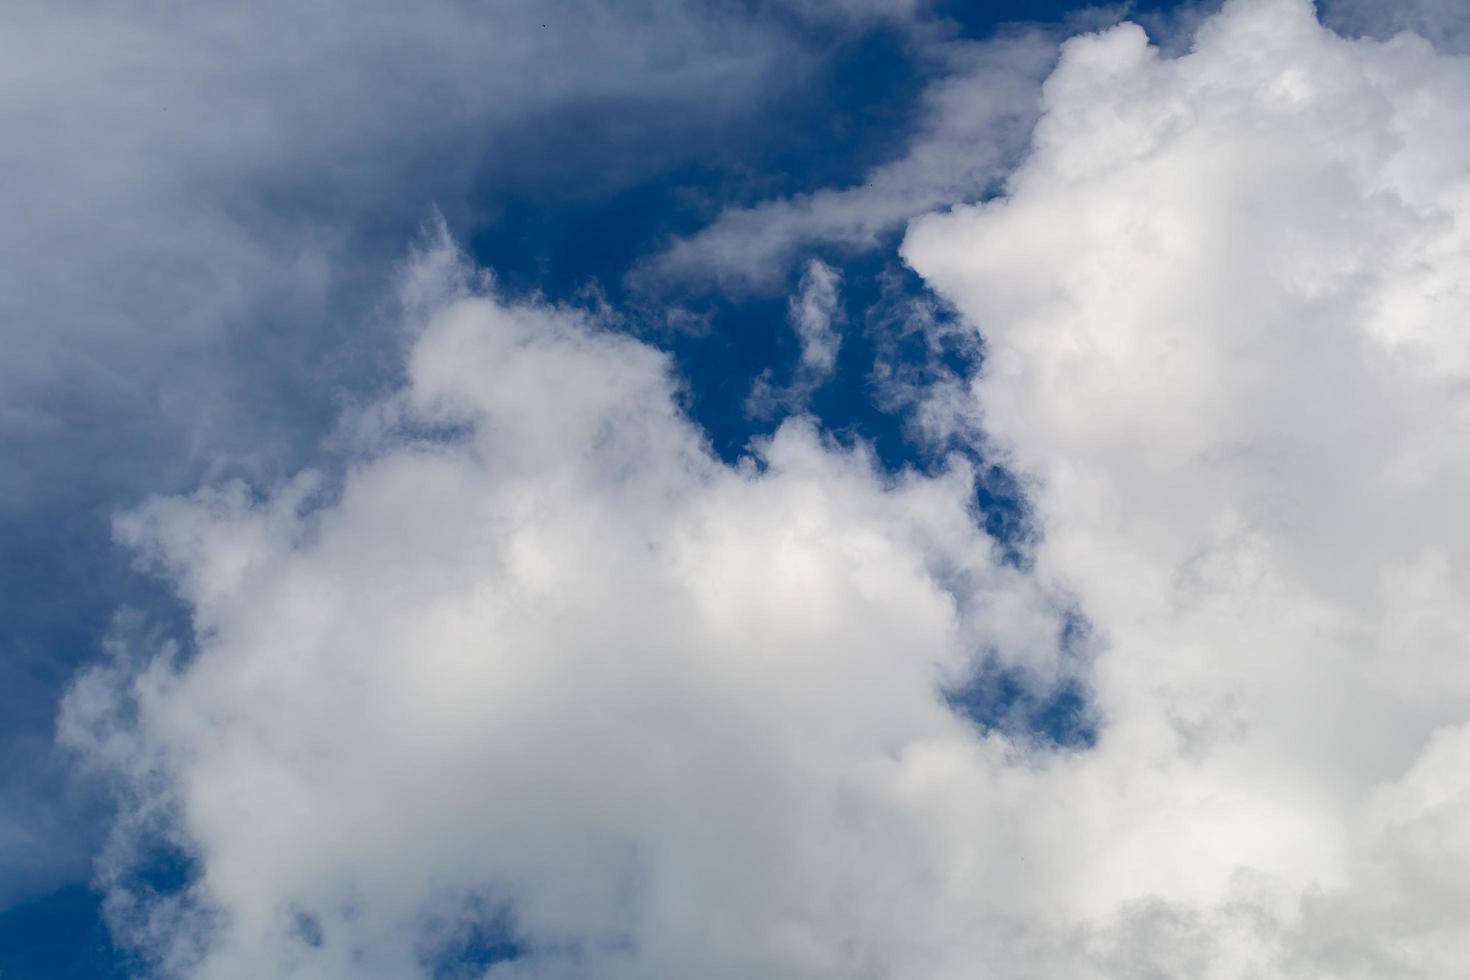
[50,0,1470,977]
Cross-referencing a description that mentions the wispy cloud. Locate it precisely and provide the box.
[635,29,1060,292]
[746,259,845,417]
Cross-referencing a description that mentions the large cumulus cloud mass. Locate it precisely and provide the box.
[63,231,1067,979]
[64,0,1470,976]
[906,0,1470,972]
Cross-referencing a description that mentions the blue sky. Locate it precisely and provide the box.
[8,1,1470,977]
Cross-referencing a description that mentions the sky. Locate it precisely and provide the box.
[7,0,1470,976]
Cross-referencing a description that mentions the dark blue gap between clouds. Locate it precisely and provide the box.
[0,1,1204,975]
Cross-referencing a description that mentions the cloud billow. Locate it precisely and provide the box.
[64,234,1067,979]
[906,0,1470,971]
[0,0,893,907]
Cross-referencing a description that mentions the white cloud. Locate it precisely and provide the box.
[904,0,1470,971]
[62,0,1470,976]
[791,259,845,377]
[746,259,845,417]
[63,234,1069,979]
[638,30,1059,291]
[0,0,896,907]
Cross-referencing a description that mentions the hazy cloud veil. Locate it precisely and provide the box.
[52,0,1470,977]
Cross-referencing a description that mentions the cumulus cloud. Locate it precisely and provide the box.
[62,0,1470,976]
[62,233,1069,979]
[0,0,899,905]
[905,0,1470,970]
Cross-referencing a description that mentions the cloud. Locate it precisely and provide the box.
[633,1,1244,296]
[0,0,906,908]
[636,30,1060,292]
[1322,0,1470,51]
[60,0,1470,976]
[0,0,806,491]
[904,0,1470,971]
[790,259,845,377]
[746,259,844,417]
[788,0,929,23]
[62,234,1069,979]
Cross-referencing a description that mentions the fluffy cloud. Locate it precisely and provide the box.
[0,0,886,906]
[905,0,1470,971]
[63,233,1068,979]
[64,0,1470,976]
